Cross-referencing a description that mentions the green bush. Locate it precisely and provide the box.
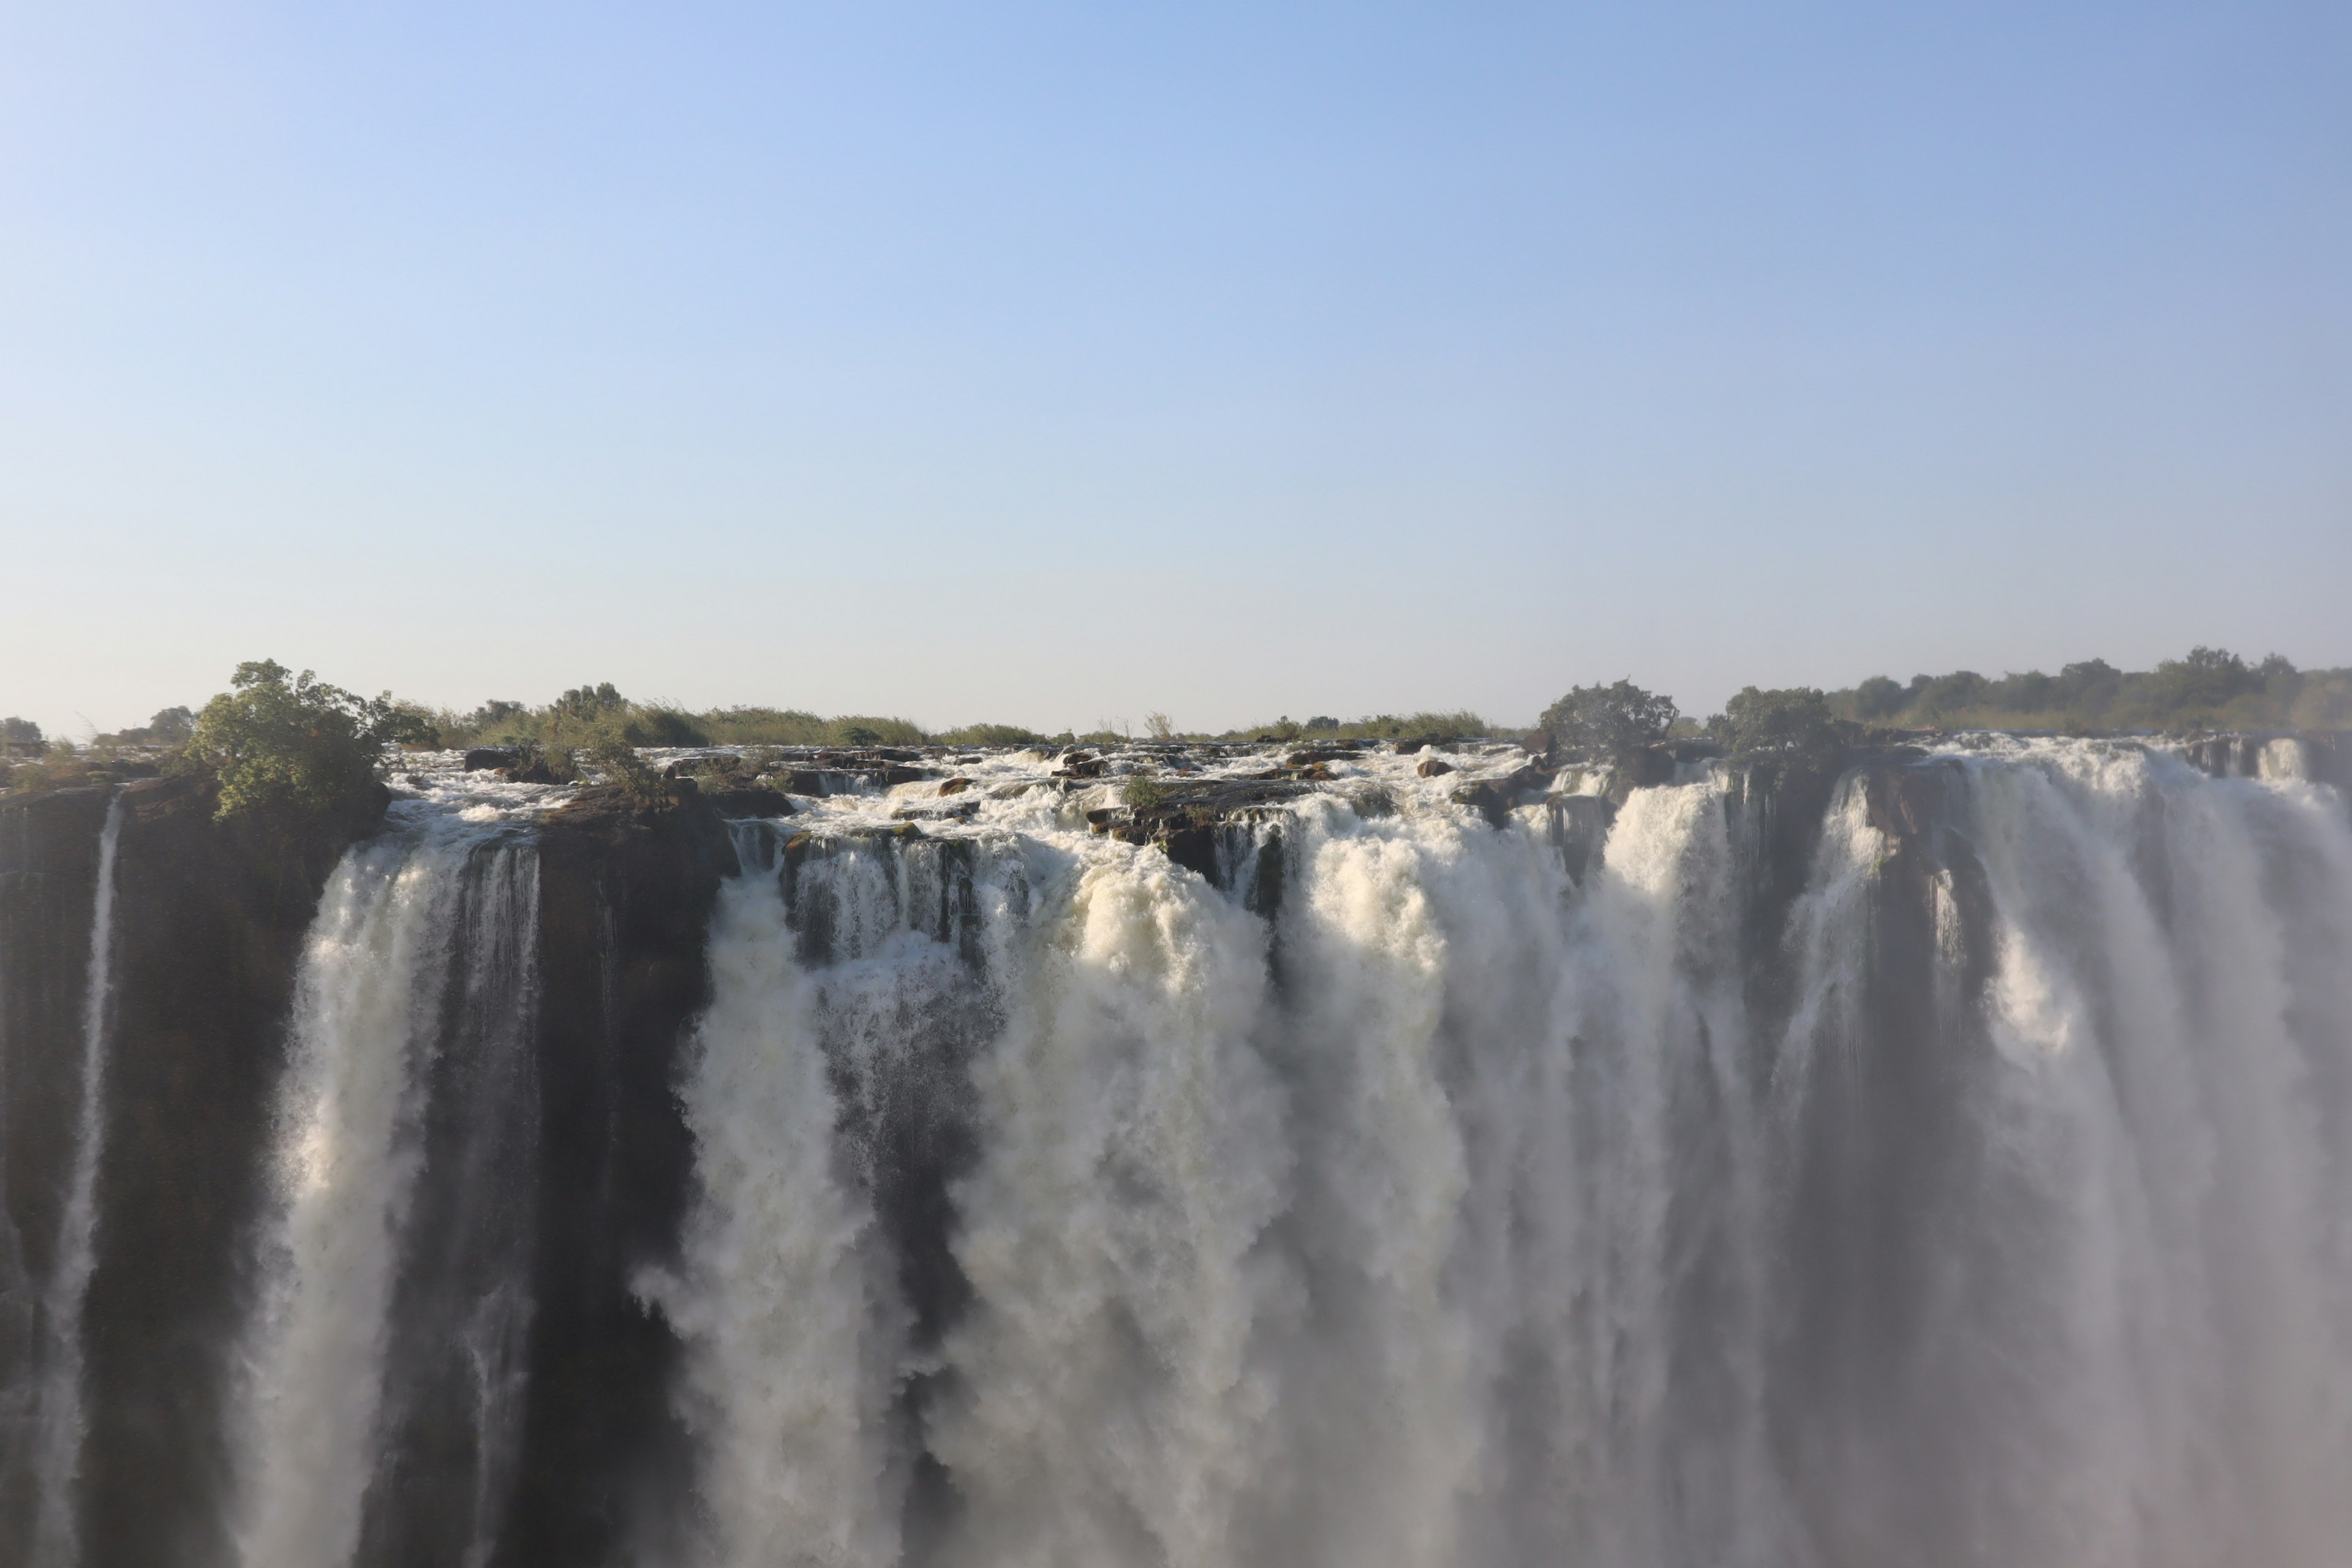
[1539,680,1678,767]
[584,737,671,803]
[6,740,102,794]
[180,660,434,820]
[1212,710,1487,744]
[935,722,1047,747]
[1709,687,1850,778]
[1825,648,2350,734]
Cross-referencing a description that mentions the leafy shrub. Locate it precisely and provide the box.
[1124,774,1170,811]
[1539,680,1678,767]
[6,740,101,794]
[936,722,1047,747]
[505,739,582,784]
[584,737,671,803]
[1825,648,2348,734]
[1850,677,1905,720]
[1709,687,1850,778]
[621,705,710,747]
[1,716,43,760]
[553,682,628,721]
[180,660,433,820]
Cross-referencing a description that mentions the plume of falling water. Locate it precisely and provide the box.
[228,815,503,1568]
[932,839,1287,1568]
[652,824,909,1568]
[27,792,126,1568]
[355,840,543,1568]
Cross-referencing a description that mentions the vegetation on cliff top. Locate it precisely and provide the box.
[12,643,2347,805]
[432,688,936,751]
[178,660,433,820]
[1540,681,1679,770]
[1826,647,2352,734]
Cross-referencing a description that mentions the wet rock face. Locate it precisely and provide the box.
[2181,730,2351,793]
[0,786,113,1535]
[4,774,388,1568]
[1450,764,1555,828]
[502,785,734,1567]
[4,774,745,1568]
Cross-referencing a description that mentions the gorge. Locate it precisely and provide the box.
[4,731,2351,1568]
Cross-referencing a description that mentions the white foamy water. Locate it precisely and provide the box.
[652,825,908,1568]
[27,792,126,1568]
[649,734,2352,1568]
[104,731,2341,1567]
[227,797,539,1568]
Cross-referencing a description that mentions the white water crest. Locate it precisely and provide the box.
[227,803,535,1568]
[660,734,2352,1567]
[655,824,909,1568]
[149,732,2332,1568]
[935,835,1287,1568]
[27,791,126,1568]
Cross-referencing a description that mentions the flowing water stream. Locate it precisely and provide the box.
[4,736,2349,1567]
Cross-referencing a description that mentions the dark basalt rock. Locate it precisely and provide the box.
[701,785,795,819]
[1451,764,1555,829]
[938,778,974,796]
[1417,757,1455,777]
[505,782,736,1566]
[2182,731,2351,793]
[4,773,388,1568]
[503,758,570,785]
[465,747,515,772]
[1543,794,1615,883]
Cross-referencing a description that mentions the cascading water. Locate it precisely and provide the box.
[26,793,124,1568]
[649,824,912,1568]
[6,733,2349,1568]
[225,797,541,1568]
[647,737,2352,1568]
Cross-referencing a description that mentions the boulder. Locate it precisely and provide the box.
[702,785,794,818]
[463,747,514,772]
[1417,757,1455,778]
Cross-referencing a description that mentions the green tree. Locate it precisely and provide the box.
[1,717,42,760]
[1850,676,1905,721]
[552,682,627,720]
[1709,686,1849,775]
[181,660,433,820]
[145,706,196,743]
[1539,680,1679,767]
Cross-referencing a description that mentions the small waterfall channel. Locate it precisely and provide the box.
[226,797,541,1568]
[25,793,126,1568]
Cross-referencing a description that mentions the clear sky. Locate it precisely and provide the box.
[4,1,2347,737]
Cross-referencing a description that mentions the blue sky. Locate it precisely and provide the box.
[4,1,2346,736]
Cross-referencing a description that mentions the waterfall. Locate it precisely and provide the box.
[1768,741,2352,1568]
[26,792,124,1568]
[227,805,539,1568]
[10,736,2347,1567]
[646,739,2352,1567]
[932,833,1285,1568]
[651,825,910,1568]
